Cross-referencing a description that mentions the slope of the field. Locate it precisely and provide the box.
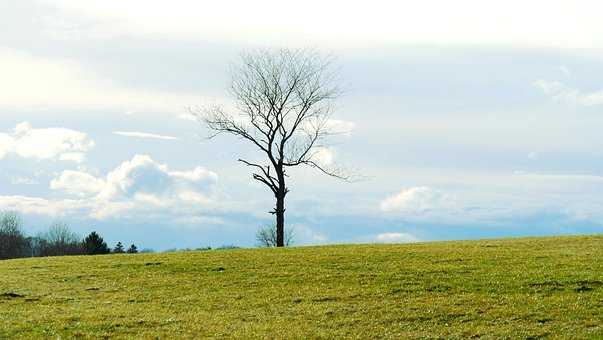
[0,235,601,338]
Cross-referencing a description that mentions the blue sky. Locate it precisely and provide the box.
[1,1,603,250]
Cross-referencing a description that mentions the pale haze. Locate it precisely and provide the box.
[2,1,603,250]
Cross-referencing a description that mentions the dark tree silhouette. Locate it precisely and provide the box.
[127,244,138,254]
[0,212,29,259]
[113,242,125,254]
[192,48,348,247]
[83,231,110,255]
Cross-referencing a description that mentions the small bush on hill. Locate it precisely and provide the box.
[113,242,125,253]
[127,244,138,254]
[256,224,293,247]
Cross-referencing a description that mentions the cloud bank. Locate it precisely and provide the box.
[51,154,219,219]
[0,122,94,163]
[1,155,221,225]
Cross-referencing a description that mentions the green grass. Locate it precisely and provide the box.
[0,235,601,339]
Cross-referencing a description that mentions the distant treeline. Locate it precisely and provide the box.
[0,211,146,261]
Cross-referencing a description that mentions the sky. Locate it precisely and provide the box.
[1,0,603,250]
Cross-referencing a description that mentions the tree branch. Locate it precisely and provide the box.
[239,159,278,193]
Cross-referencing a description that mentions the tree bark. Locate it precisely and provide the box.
[275,194,285,247]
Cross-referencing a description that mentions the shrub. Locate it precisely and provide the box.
[256,224,293,247]
[113,242,125,254]
[127,244,138,254]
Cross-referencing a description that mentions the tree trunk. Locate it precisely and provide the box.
[275,194,285,247]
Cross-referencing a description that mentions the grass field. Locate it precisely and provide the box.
[0,235,601,338]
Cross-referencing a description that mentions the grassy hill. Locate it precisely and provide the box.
[0,235,601,338]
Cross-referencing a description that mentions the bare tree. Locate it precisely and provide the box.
[38,222,84,256]
[45,222,80,246]
[192,48,348,247]
[256,224,294,247]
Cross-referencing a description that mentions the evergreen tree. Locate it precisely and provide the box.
[127,244,138,254]
[113,242,125,253]
[83,231,110,255]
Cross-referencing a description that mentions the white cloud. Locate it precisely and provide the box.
[50,170,106,197]
[97,155,216,200]
[3,155,222,222]
[113,131,180,141]
[533,79,603,106]
[380,187,455,213]
[37,0,603,48]
[374,232,420,243]
[0,122,94,162]
[50,154,219,219]
[312,147,335,166]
